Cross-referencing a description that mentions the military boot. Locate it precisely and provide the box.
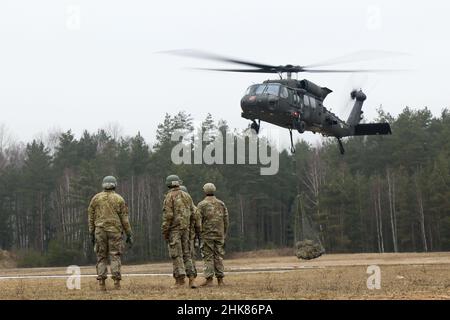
[177,276,186,286]
[171,276,185,288]
[188,276,197,289]
[113,279,121,290]
[217,278,225,286]
[200,277,214,287]
[98,279,106,291]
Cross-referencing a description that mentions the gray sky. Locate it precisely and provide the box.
[0,0,449,149]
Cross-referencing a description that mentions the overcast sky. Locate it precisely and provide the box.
[0,0,449,149]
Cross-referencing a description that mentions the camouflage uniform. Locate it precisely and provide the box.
[88,190,132,281]
[162,186,198,280]
[197,195,229,279]
[190,203,201,277]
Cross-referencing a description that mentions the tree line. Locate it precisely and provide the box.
[0,107,449,267]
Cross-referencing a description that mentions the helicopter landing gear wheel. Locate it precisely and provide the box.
[251,120,260,134]
[289,128,295,153]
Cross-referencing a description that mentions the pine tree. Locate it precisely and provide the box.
[22,141,53,251]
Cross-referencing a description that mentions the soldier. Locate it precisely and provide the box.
[88,176,133,291]
[197,183,229,286]
[180,185,201,282]
[162,175,199,288]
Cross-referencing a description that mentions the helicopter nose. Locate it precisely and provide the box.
[241,95,257,108]
[248,95,257,103]
[253,94,268,106]
[243,95,278,115]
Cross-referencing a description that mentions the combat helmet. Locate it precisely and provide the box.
[166,175,182,188]
[203,183,216,195]
[102,176,117,190]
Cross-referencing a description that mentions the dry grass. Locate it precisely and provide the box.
[228,248,294,259]
[1,252,450,300]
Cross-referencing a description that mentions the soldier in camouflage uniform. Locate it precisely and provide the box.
[196,183,229,286]
[162,175,199,288]
[88,176,133,291]
[180,185,201,280]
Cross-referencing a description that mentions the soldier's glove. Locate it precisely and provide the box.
[126,233,134,247]
[90,232,96,246]
[163,232,170,242]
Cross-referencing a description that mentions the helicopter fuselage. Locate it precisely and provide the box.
[240,79,352,138]
[165,49,393,154]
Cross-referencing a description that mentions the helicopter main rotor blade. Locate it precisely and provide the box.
[302,68,407,73]
[163,49,409,74]
[194,67,406,74]
[192,67,279,73]
[303,50,409,69]
[162,49,278,70]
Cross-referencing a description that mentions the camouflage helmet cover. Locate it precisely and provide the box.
[203,183,216,194]
[102,176,117,190]
[166,174,182,188]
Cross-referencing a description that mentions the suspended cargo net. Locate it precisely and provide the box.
[293,193,325,260]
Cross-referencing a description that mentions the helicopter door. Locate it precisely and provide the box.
[293,92,301,108]
[280,86,289,99]
[310,97,322,123]
[287,89,297,106]
[304,95,319,123]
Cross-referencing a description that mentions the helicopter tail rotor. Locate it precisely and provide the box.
[347,90,367,126]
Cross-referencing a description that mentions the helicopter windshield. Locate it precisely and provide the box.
[265,84,280,96]
[245,84,281,96]
[245,85,264,95]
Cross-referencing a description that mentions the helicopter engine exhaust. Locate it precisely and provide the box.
[299,80,332,101]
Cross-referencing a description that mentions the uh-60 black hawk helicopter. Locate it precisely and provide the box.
[166,50,395,154]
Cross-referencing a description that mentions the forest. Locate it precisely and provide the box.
[0,107,449,267]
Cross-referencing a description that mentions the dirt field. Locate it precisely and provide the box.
[1,252,450,299]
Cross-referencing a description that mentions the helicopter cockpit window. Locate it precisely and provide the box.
[245,86,253,95]
[265,84,281,96]
[245,85,265,95]
[280,87,288,99]
[245,84,281,96]
[255,85,266,94]
[245,84,265,96]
